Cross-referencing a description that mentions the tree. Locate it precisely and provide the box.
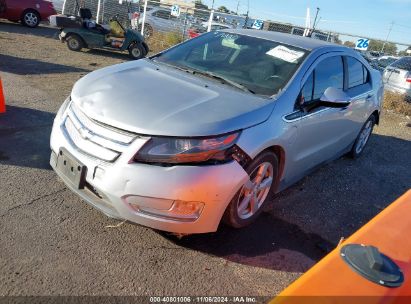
[368,40,397,55]
[343,41,355,48]
[194,0,209,20]
[217,5,229,13]
[334,35,342,45]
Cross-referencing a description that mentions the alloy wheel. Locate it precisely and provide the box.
[24,12,38,27]
[237,162,274,220]
[355,120,373,154]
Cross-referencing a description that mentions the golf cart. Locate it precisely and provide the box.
[51,8,148,59]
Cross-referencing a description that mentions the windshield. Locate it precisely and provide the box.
[152,32,308,96]
[390,57,411,71]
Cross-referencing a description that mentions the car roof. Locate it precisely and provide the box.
[222,29,340,51]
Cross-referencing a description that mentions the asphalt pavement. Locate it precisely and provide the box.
[0,21,410,298]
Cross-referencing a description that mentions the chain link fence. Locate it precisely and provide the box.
[61,0,409,56]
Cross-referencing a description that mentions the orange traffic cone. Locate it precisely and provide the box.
[0,77,5,113]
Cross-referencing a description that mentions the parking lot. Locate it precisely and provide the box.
[0,21,411,297]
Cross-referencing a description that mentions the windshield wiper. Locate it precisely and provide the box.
[152,60,255,95]
[191,70,255,94]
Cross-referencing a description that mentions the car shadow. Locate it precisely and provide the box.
[0,105,55,170]
[0,21,59,39]
[85,48,136,61]
[0,54,90,75]
[160,133,411,272]
[160,213,334,272]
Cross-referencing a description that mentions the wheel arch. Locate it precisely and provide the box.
[20,8,40,25]
[371,110,380,125]
[250,145,286,192]
[21,8,40,20]
[65,32,87,48]
[142,42,149,55]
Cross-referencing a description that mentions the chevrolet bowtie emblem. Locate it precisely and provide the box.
[78,127,92,140]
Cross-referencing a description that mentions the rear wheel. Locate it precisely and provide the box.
[66,35,84,52]
[141,23,153,39]
[223,151,278,228]
[349,115,376,159]
[21,9,40,28]
[128,43,145,60]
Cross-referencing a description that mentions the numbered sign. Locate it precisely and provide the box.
[170,5,180,17]
[355,38,370,51]
[251,19,264,30]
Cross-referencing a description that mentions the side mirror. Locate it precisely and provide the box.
[320,87,351,108]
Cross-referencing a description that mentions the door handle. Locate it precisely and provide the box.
[366,94,374,101]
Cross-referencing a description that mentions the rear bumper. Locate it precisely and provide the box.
[50,116,249,234]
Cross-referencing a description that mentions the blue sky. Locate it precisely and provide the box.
[201,0,411,48]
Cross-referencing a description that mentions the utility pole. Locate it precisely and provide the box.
[309,7,320,37]
[243,0,249,28]
[236,0,240,15]
[381,21,394,54]
[211,0,215,9]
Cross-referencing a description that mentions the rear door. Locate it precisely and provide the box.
[344,56,374,136]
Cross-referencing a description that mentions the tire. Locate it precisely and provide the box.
[66,34,84,52]
[142,24,153,39]
[128,43,145,60]
[21,9,40,28]
[223,151,279,228]
[349,115,376,159]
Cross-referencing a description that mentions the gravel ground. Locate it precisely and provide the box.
[0,21,410,298]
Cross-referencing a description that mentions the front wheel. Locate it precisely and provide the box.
[128,43,145,60]
[349,115,376,159]
[223,151,279,228]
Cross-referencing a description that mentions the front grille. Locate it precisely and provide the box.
[62,102,137,162]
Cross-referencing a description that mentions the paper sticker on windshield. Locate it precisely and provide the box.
[266,46,305,63]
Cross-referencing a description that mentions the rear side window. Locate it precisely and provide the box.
[153,10,171,19]
[313,56,344,100]
[390,57,411,71]
[346,56,369,88]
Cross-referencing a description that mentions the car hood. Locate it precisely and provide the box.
[71,59,276,137]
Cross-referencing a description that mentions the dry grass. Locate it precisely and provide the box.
[147,31,184,54]
[383,91,411,116]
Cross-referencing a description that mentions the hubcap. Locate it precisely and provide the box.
[355,120,373,154]
[237,162,274,220]
[25,12,38,26]
[69,39,79,49]
[131,47,141,58]
[144,27,152,38]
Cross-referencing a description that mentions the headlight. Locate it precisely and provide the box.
[134,132,242,164]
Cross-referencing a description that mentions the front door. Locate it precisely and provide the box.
[291,55,358,174]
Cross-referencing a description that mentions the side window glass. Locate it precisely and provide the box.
[313,56,343,100]
[153,10,170,19]
[347,56,367,88]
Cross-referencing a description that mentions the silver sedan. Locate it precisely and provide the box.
[50,29,383,234]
